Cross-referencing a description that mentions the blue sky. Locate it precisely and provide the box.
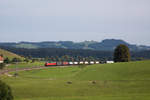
[0,0,150,45]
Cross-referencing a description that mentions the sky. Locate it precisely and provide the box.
[0,0,150,45]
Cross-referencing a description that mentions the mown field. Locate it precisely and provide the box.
[1,60,150,100]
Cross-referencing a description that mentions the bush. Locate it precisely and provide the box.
[13,73,19,77]
[31,59,36,63]
[4,57,11,64]
[0,63,5,69]
[0,80,13,100]
[24,58,29,63]
[12,58,22,63]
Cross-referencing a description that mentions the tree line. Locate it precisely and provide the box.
[0,46,149,62]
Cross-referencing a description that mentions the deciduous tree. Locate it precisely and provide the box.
[114,44,130,62]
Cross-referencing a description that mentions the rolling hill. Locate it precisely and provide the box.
[0,48,24,60]
[0,39,150,51]
[1,60,150,100]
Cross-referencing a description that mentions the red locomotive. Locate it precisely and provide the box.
[45,62,57,66]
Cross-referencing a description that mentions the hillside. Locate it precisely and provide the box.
[1,60,150,100]
[0,48,23,60]
[0,39,150,51]
[1,46,150,60]
[75,60,150,80]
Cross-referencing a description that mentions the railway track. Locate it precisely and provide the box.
[0,65,71,75]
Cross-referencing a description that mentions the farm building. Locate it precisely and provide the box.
[0,56,4,63]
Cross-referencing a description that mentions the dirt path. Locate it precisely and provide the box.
[0,65,70,75]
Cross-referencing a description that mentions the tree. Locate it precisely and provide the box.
[114,44,131,62]
[24,58,29,63]
[0,80,13,100]
[4,57,11,64]
[31,59,36,63]
[12,58,22,63]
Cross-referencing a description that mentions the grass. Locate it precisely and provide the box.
[74,61,150,80]
[0,48,24,60]
[1,60,150,100]
[6,62,45,69]
[15,44,38,49]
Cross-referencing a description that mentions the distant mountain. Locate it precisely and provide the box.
[0,39,150,51]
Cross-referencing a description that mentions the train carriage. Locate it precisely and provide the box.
[73,62,78,65]
[79,61,84,64]
[84,61,89,64]
[63,62,69,65]
[56,62,62,66]
[90,61,95,64]
[69,62,74,65]
[95,61,99,64]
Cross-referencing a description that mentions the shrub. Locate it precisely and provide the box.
[0,80,13,100]
[0,63,5,69]
[12,58,22,63]
[24,58,29,63]
[4,57,11,64]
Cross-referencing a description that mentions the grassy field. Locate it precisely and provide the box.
[6,62,45,69]
[1,60,150,100]
[0,48,24,60]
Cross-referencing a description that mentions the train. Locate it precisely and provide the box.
[45,61,100,66]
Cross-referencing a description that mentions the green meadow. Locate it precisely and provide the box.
[6,62,45,69]
[1,60,150,100]
[0,48,24,60]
